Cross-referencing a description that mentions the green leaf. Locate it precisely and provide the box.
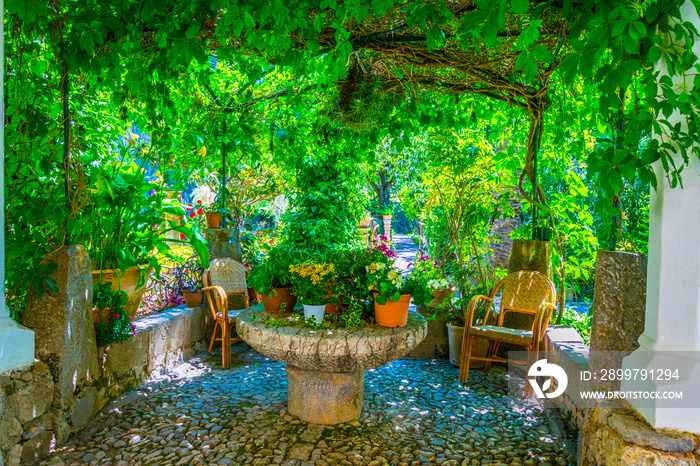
[186,24,200,39]
[79,32,95,55]
[6,0,48,24]
[510,0,529,16]
[559,53,579,84]
[532,44,552,63]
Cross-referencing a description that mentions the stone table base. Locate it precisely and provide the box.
[287,366,364,424]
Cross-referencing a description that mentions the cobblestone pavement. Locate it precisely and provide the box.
[39,345,573,466]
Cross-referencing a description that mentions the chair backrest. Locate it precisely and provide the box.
[499,270,556,315]
[204,259,248,294]
[495,270,557,341]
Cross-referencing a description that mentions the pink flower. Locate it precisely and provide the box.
[114,314,120,318]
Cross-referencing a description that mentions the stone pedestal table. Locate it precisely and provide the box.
[236,307,427,425]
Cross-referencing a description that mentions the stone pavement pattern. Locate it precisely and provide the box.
[38,345,572,466]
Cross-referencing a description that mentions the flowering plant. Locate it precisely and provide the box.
[241,229,274,269]
[363,240,430,305]
[93,282,136,344]
[408,252,453,294]
[289,262,337,305]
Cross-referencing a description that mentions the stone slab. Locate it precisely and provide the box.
[237,306,427,372]
[16,376,53,424]
[99,328,150,379]
[22,245,99,408]
[70,387,97,428]
[581,401,698,465]
[287,366,364,425]
[608,414,695,452]
[132,305,208,373]
[590,250,646,392]
[206,228,242,262]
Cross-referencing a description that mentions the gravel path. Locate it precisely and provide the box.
[392,234,418,275]
[39,345,572,466]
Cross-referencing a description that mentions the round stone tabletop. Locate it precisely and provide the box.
[236,306,427,373]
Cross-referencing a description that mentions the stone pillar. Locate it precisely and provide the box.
[508,239,552,278]
[589,250,647,391]
[0,9,36,375]
[489,199,522,271]
[206,228,242,262]
[381,215,393,240]
[621,0,700,433]
[501,239,553,339]
[21,246,99,411]
[287,366,364,424]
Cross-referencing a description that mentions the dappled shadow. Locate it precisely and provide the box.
[39,345,572,465]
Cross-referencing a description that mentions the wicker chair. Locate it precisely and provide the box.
[203,258,250,368]
[458,270,557,396]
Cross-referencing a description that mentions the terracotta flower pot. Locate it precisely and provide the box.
[261,288,298,314]
[205,212,222,228]
[182,290,204,308]
[357,218,372,228]
[92,265,152,318]
[92,307,112,325]
[374,293,411,328]
[429,289,455,308]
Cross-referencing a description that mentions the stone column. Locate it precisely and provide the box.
[621,0,700,432]
[21,246,99,412]
[0,8,36,375]
[508,239,552,278]
[589,250,646,392]
[501,239,553,339]
[381,215,393,240]
[206,228,242,262]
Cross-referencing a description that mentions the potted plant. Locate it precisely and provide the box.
[203,203,222,228]
[175,258,205,308]
[364,239,430,328]
[249,246,297,313]
[407,252,454,309]
[82,164,209,318]
[92,282,136,345]
[288,261,337,323]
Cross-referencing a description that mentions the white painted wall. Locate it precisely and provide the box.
[0,4,36,374]
[621,0,700,432]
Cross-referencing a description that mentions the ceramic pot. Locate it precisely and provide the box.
[374,293,411,327]
[182,290,204,308]
[446,322,487,369]
[261,288,298,314]
[205,212,222,228]
[303,304,326,323]
[92,265,152,318]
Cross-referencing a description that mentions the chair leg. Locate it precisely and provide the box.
[485,341,500,372]
[208,321,220,355]
[462,335,475,384]
[221,322,231,369]
[525,340,543,398]
[458,327,470,383]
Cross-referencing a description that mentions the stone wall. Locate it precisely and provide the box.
[581,400,700,465]
[0,305,209,465]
